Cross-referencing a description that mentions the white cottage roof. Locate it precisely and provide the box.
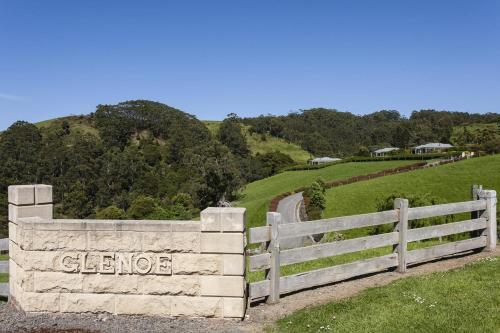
[374,147,399,154]
[311,157,342,163]
[414,143,453,149]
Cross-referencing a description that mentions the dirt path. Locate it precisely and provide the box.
[0,249,497,333]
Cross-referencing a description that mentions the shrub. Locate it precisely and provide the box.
[127,195,156,219]
[96,205,126,220]
[374,192,451,234]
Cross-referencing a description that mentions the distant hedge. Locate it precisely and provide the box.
[284,152,459,171]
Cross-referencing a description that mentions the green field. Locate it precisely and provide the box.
[203,121,310,163]
[238,160,416,228]
[269,256,500,333]
[323,155,500,219]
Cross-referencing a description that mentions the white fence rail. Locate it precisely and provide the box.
[0,238,8,297]
[248,186,497,303]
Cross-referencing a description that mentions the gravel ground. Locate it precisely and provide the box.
[1,248,497,333]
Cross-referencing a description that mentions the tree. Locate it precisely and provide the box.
[217,114,250,157]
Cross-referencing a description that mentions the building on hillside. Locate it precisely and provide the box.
[413,143,453,154]
[310,157,342,165]
[372,147,400,157]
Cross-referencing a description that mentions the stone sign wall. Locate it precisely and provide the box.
[8,185,246,318]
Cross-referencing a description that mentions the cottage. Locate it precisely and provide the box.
[372,147,399,157]
[310,157,342,165]
[413,143,453,154]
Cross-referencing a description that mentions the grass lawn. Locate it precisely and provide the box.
[323,154,500,219]
[269,256,500,333]
[238,160,416,228]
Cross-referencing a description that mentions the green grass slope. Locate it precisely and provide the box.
[238,160,416,228]
[270,256,500,333]
[323,154,500,219]
[203,121,310,163]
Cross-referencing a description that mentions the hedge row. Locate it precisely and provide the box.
[269,157,473,213]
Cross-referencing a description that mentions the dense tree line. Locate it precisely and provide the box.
[1,101,499,235]
[0,100,298,233]
[243,109,500,156]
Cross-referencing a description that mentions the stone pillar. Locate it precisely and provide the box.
[200,207,246,318]
[8,185,53,303]
[8,185,53,222]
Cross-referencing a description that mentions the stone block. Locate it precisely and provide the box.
[142,232,172,252]
[60,293,115,313]
[171,221,200,232]
[23,250,59,271]
[21,292,60,312]
[116,220,172,232]
[87,231,141,252]
[200,276,245,297]
[139,275,200,295]
[201,207,246,232]
[8,185,34,205]
[9,204,53,222]
[34,272,83,292]
[223,297,245,318]
[201,233,244,254]
[83,274,138,294]
[32,230,59,250]
[223,254,245,276]
[8,222,17,245]
[171,296,222,317]
[115,295,171,316]
[200,207,221,232]
[171,232,200,253]
[172,254,222,275]
[35,185,52,204]
[15,264,34,292]
[58,231,87,250]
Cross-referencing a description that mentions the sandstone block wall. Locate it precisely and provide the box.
[8,185,247,318]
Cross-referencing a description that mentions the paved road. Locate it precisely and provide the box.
[276,192,305,249]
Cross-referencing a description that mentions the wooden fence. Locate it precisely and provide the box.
[248,186,497,303]
[0,238,8,297]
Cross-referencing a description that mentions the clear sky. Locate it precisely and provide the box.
[1,1,499,130]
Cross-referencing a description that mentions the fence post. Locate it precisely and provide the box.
[479,190,497,251]
[266,212,281,304]
[394,198,408,273]
[471,185,483,238]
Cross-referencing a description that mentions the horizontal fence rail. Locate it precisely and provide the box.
[248,186,497,303]
[0,237,8,297]
[407,200,486,220]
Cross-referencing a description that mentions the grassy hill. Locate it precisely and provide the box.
[237,160,416,228]
[323,154,500,219]
[204,121,310,163]
[33,117,310,163]
[450,123,500,146]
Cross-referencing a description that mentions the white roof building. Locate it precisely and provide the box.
[413,143,453,154]
[373,147,399,157]
[310,157,342,165]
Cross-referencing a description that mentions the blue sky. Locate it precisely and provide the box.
[1,1,499,130]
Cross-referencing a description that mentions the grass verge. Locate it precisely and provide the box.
[268,256,500,333]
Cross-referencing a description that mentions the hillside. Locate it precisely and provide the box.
[204,121,310,163]
[323,154,500,219]
[237,160,416,228]
[243,109,500,156]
